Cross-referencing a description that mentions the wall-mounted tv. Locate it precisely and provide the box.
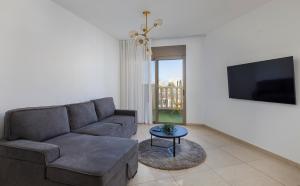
[227,56,296,105]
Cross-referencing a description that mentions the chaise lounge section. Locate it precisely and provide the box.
[0,97,138,186]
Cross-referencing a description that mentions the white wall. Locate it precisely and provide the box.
[203,0,300,164]
[0,0,120,137]
[152,37,206,124]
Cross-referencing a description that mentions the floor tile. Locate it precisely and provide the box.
[128,163,172,185]
[168,163,210,177]
[221,143,268,162]
[132,178,178,186]
[215,163,283,186]
[186,125,219,136]
[174,170,230,186]
[186,135,218,150]
[248,158,300,186]
[205,148,244,169]
[199,133,237,148]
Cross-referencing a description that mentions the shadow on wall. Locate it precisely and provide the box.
[0,113,4,138]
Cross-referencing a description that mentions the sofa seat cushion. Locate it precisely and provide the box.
[73,122,123,137]
[101,116,134,127]
[101,116,136,137]
[92,97,115,120]
[45,133,138,186]
[67,102,98,130]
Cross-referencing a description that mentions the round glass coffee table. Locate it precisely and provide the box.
[149,125,188,157]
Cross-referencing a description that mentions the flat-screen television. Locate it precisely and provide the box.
[227,56,296,105]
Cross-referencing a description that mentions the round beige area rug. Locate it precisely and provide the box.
[138,138,206,170]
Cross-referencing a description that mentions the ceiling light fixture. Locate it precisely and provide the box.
[129,10,163,56]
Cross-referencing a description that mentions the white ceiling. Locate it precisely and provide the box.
[52,0,272,39]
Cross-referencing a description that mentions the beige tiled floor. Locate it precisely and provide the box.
[129,124,300,186]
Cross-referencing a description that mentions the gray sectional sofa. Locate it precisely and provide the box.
[0,97,138,186]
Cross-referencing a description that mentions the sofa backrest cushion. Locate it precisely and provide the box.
[4,106,70,141]
[93,97,116,120]
[67,101,98,130]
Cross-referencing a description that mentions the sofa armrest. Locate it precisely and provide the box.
[0,140,60,165]
[115,109,137,122]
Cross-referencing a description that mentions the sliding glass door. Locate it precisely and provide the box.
[152,59,186,124]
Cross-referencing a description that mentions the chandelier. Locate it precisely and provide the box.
[129,10,163,55]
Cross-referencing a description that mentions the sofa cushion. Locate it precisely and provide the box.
[101,115,136,137]
[4,106,70,141]
[73,122,123,137]
[92,97,115,120]
[0,140,60,165]
[67,102,98,130]
[45,133,138,186]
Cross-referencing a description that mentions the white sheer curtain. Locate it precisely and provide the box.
[120,40,152,124]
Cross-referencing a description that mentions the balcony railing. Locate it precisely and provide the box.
[152,85,183,110]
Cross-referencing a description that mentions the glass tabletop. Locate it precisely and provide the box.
[150,125,188,138]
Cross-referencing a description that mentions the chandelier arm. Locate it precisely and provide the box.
[145,25,155,34]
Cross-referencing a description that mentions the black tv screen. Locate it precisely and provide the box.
[227,56,296,104]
